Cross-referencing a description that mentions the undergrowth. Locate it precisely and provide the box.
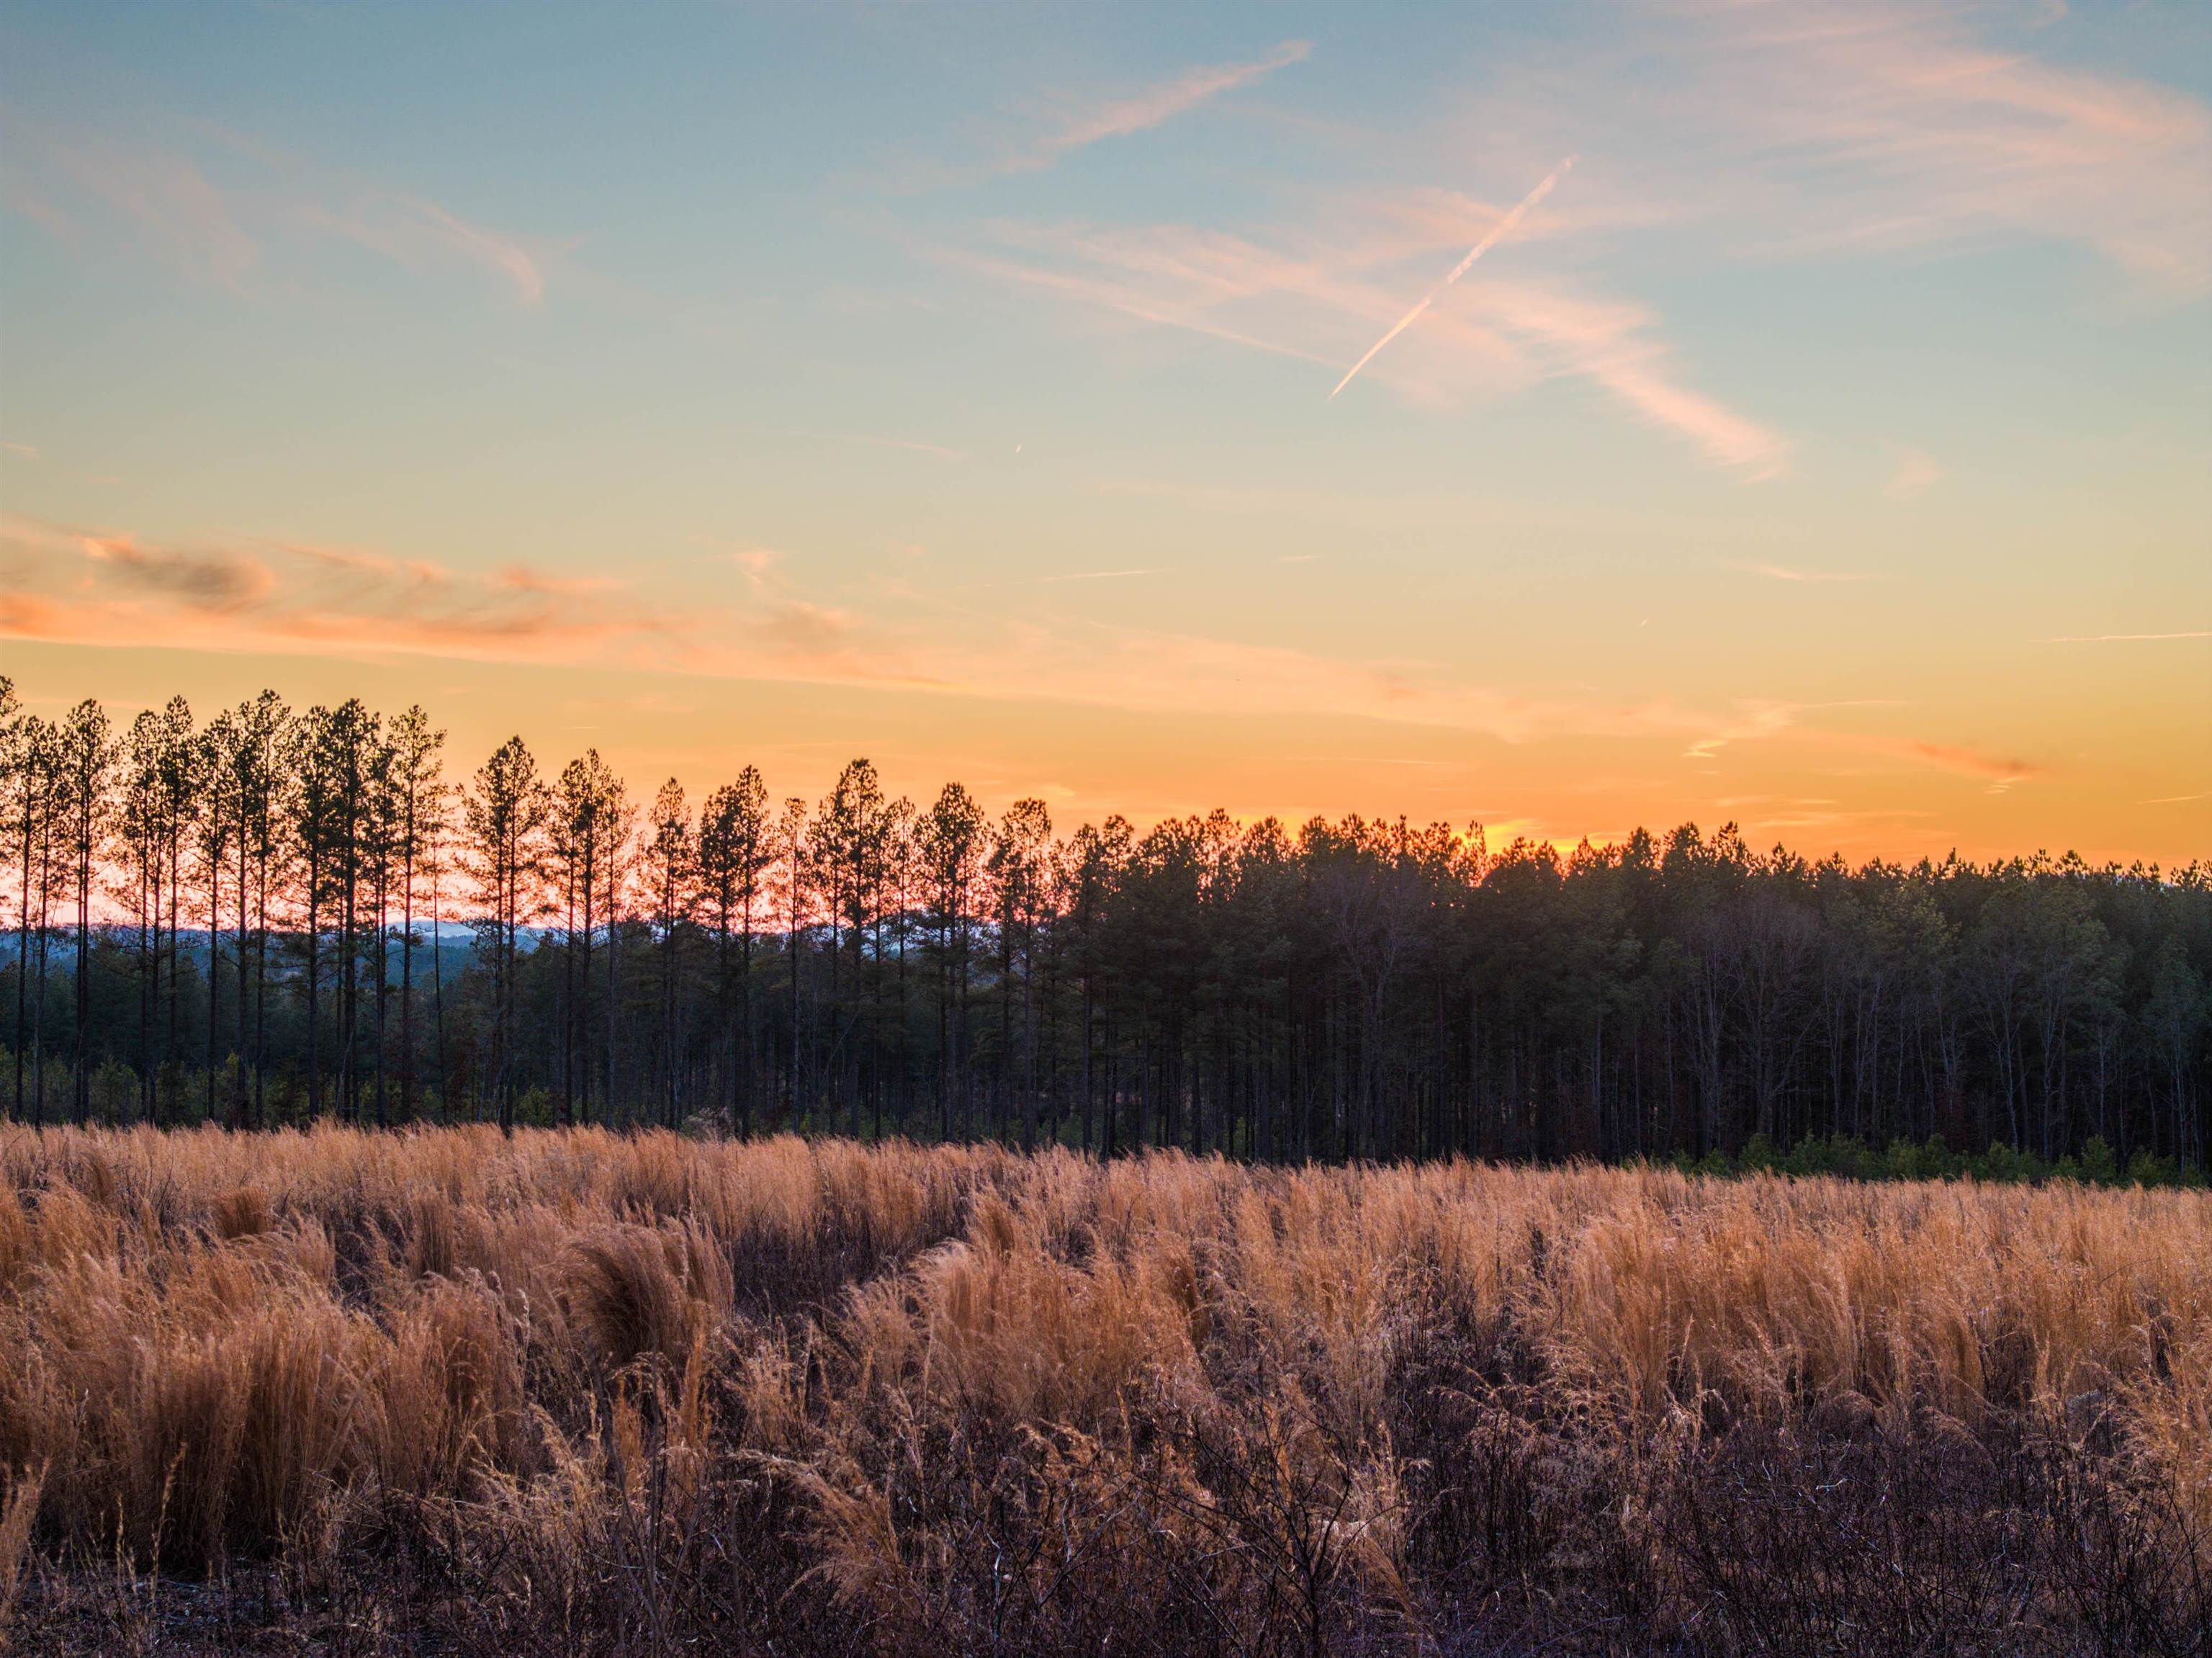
[1,1125,2204,1655]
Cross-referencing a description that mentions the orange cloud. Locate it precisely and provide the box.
[76,529,272,609]
[0,510,2057,806]
[1900,740,2038,784]
[1,514,667,664]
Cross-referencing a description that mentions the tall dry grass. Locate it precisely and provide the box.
[0,1124,2205,1654]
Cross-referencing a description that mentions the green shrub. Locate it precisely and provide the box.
[2079,1136,2120,1186]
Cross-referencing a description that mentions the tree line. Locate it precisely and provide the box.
[2,675,2206,1172]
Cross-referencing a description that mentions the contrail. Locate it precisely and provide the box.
[1328,156,1575,401]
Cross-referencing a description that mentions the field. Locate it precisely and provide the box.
[0,1128,2206,1656]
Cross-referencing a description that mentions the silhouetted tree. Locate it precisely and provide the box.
[920,784,984,1139]
[55,700,113,1122]
[4,673,2208,1174]
[644,777,694,1129]
[388,707,446,1124]
[697,766,771,1134]
[465,736,548,1131]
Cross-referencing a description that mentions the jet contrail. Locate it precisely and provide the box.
[1328,156,1575,401]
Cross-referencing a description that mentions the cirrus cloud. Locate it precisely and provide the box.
[1,114,547,305]
[1011,40,1312,173]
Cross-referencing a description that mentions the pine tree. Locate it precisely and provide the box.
[697,767,771,1135]
[55,701,114,1122]
[388,707,447,1124]
[645,778,694,1129]
[464,737,548,1131]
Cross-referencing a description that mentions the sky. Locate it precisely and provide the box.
[2,1,2208,864]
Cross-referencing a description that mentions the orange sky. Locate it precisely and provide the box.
[4,4,2208,863]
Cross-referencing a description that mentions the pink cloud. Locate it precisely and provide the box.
[1012,40,1312,171]
[950,212,1789,474]
[6,116,546,305]
[306,192,544,305]
[1462,277,1791,475]
[42,139,261,289]
[1472,6,2212,292]
[1761,9,2211,288]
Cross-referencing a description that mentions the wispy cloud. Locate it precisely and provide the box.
[2,115,547,305]
[938,5,2208,479]
[0,510,1870,764]
[1732,561,1879,584]
[1683,701,1799,761]
[2042,631,2211,643]
[1026,568,1166,584]
[698,542,786,583]
[9,518,944,699]
[1885,448,1942,501]
[1712,796,1941,835]
[935,239,1340,369]
[950,210,1791,475]
[1010,40,1312,172]
[1330,157,1575,400]
[1475,277,1791,475]
[1676,699,2039,790]
[0,438,122,486]
[1,514,666,664]
[1897,739,2038,789]
[39,138,260,290]
[1740,9,2212,290]
[1470,6,2212,292]
[304,190,544,305]
[0,506,2068,809]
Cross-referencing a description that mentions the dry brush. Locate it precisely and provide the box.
[0,1126,2205,1655]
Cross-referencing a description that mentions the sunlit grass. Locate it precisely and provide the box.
[1,1126,2205,1652]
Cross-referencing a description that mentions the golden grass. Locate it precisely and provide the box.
[0,1125,2205,1653]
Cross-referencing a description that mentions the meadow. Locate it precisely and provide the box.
[1,1126,2206,1656]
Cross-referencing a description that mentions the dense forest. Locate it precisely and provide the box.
[3,676,2206,1171]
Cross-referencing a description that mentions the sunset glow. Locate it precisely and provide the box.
[3,3,2207,860]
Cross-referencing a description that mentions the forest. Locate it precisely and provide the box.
[4,676,2206,1173]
